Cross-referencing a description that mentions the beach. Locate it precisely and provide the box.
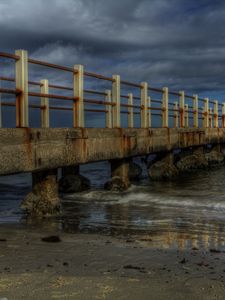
[0,224,225,300]
[1,165,225,299]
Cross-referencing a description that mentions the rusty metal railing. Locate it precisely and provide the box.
[0,50,223,129]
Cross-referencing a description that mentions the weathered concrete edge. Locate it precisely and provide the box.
[0,128,225,175]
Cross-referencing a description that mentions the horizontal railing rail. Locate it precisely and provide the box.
[0,50,224,129]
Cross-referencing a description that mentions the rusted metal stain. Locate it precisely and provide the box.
[120,129,138,157]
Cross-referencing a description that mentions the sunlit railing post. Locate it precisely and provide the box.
[105,90,112,128]
[112,75,120,128]
[141,82,148,128]
[193,94,198,128]
[179,91,185,128]
[15,49,29,127]
[40,79,49,128]
[185,104,189,127]
[162,87,168,127]
[214,100,218,128]
[203,98,209,128]
[128,93,134,128]
[0,101,1,128]
[174,102,178,128]
[209,107,213,128]
[73,65,84,127]
[222,103,225,128]
[148,96,151,127]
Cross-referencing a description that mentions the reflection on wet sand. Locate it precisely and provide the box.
[146,223,224,251]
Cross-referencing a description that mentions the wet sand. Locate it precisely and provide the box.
[0,225,225,299]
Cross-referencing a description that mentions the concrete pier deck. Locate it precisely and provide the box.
[1,128,225,176]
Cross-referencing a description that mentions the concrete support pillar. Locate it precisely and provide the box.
[175,146,208,172]
[21,169,60,216]
[105,158,131,190]
[62,165,80,177]
[192,146,204,156]
[160,151,174,164]
[220,143,225,155]
[205,144,224,167]
[211,144,221,152]
[59,165,90,193]
[111,159,130,188]
[148,151,178,180]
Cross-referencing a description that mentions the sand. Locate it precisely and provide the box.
[0,225,224,299]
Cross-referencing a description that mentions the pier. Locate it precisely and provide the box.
[1,50,225,215]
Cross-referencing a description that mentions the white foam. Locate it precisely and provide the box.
[64,187,225,212]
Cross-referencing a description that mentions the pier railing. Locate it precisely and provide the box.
[0,49,224,129]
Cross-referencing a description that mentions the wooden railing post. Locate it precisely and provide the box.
[40,79,49,128]
[128,93,133,128]
[112,75,120,128]
[209,108,213,128]
[179,91,185,128]
[105,90,112,128]
[193,94,198,128]
[222,103,225,128]
[203,98,209,128]
[141,82,148,128]
[148,96,151,127]
[214,100,218,128]
[162,87,169,127]
[174,102,178,128]
[185,104,189,127]
[0,82,2,128]
[15,49,29,127]
[73,65,84,127]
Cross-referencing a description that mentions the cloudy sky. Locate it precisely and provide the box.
[1,0,225,99]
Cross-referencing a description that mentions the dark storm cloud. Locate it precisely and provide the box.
[1,0,225,97]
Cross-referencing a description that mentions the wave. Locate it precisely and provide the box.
[63,185,225,212]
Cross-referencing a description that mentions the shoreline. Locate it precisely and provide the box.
[0,225,224,299]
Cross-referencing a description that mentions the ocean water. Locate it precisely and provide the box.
[1,160,225,251]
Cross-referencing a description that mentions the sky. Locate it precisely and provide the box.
[1,0,225,128]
